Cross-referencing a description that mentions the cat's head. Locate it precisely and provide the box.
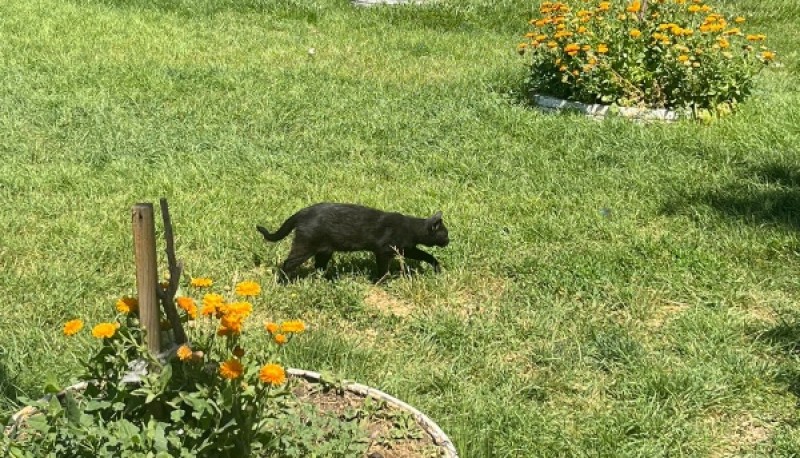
[423,211,449,247]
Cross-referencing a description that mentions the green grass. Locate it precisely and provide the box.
[2,0,800,456]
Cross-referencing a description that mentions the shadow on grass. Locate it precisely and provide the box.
[756,321,800,400]
[662,161,800,230]
[253,252,425,283]
[79,0,327,20]
[0,349,23,411]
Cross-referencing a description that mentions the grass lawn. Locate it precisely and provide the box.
[2,0,800,455]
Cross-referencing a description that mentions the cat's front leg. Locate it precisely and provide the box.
[402,247,441,273]
[373,251,393,282]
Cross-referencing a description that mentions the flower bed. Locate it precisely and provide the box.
[3,279,455,457]
[518,0,776,114]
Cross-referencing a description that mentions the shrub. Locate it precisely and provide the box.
[518,0,777,112]
[4,280,369,457]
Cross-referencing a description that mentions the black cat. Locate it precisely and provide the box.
[256,203,449,281]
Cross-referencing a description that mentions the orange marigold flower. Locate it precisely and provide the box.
[259,364,286,386]
[281,320,306,334]
[177,344,193,361]
[176,296,198,319]
[219,359,244,380]
[265,321,279,334]
[221,302,253,319]
[626,1,641,13]
[63,319,83,336]
[274,333,288,345]
[116,297,138,314]
[564,43,580,56]
[629,29,642,38]
[761,51,775,61]
[92,322,119,339]
[235,281,261,297]
[202,293,225,317]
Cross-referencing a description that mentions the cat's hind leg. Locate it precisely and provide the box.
[279,240,315,282]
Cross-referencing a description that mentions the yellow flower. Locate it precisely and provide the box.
[734,16,745,24]
[234,281,261,297]
[201,293,225,317]
[581,44,592,51]
[626,1,641,13]
[597,43,609,54]
[687,4,701,13]
[116,297,138,314]
[629,29,642,38]
[536,34,548,41]
[723,28,740,36]
[761,51,775,61]
[259,364,286,386]
[677,54,689,62]
[747,34,766,41]
[274,333,288,345]
[220,302,253,319]
[177,345,192,361]
[265,321,279,334]
[577,26,588,34]
[280,320,306,334]
[92,322,119,339]
[63,319,83,336]
[564,43,581,56]
[598,2,610,12]
[717,38,730,49]
[219,359,244,380]
[553,30,574,39]
[547,41,559,49]
[190,277,213,288]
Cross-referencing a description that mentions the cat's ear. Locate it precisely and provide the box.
[427,211,443,231]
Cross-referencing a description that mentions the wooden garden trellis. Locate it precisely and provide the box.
[131,199,187,357]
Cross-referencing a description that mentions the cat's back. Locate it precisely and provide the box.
[300,202,386,222]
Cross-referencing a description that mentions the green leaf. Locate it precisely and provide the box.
[64,391,81,424]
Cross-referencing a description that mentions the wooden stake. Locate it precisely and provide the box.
[132,203,161,356]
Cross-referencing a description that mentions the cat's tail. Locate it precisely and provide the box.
[256,213,298,242]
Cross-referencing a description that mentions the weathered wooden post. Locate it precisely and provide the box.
[132,203,161,355]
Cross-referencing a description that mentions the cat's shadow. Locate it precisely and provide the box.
[252,253,425,283]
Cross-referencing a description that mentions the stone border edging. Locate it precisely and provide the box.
[532,94,686,122]
[289,368,459,458]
